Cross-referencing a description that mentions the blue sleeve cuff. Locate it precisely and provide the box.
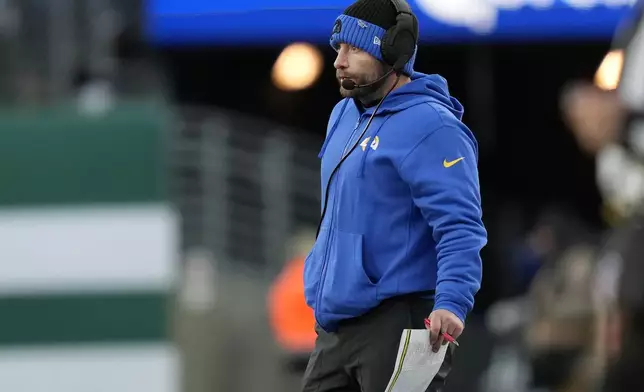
[433,297,469,324]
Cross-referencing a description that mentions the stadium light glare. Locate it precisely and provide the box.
[595,49,624,91]
[272,43,323,91]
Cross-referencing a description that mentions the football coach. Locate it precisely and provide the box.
[302,0,487,391]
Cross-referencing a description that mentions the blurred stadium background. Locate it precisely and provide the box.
[0,0,637,391]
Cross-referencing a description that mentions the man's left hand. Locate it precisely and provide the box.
[426,309,464,352]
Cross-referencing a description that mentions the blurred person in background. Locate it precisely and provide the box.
[478,208,601,392]
[268,228,317,369]
[561,0,644,223]
[523,245,605,392]
[302,0,487,391]
[556,3,644,390]
[509,213,557,295]
[509,206,600,297]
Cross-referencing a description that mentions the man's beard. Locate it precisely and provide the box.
[338,67,389,103]
[338,76,381,99]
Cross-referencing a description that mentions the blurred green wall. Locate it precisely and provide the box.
[0,102,179,392]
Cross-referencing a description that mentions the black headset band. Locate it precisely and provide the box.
[390,0,412,16]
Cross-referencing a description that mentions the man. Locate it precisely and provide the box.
[558,2,644,390]
[561,0,644,222]
[302,0,487,391]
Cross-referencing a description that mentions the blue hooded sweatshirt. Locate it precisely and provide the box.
[304,72,487,332]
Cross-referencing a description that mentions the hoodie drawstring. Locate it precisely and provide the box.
[318,99,350,159]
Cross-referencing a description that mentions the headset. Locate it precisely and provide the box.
[381,0,419,73]
[316,0,419,238]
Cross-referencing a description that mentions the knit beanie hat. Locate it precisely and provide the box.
[330,0,418,76]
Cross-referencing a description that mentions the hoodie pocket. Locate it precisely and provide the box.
[303,227,329,309]
[320,230,379,316]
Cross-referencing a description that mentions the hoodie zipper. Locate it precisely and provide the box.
[314,115,365,330]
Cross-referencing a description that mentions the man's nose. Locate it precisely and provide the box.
[334,51,348,70]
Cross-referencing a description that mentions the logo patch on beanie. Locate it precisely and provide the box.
[332,19,342,34]
[357,19,367,28]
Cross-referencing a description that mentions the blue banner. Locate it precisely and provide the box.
[145,0,638,45]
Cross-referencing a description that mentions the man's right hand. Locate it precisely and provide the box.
[426,309,464,353]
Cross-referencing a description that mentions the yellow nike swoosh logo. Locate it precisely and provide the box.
[443,157,464,168]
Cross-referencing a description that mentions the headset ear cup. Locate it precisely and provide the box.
[396,13,418,58]
[381,28,398,67]
[394,33,415,70]
[381,13,417,72]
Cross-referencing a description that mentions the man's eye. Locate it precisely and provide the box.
[349,46,360,52]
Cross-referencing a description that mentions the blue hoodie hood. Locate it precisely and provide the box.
[373,72,464,118]
[319,72,464,160]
